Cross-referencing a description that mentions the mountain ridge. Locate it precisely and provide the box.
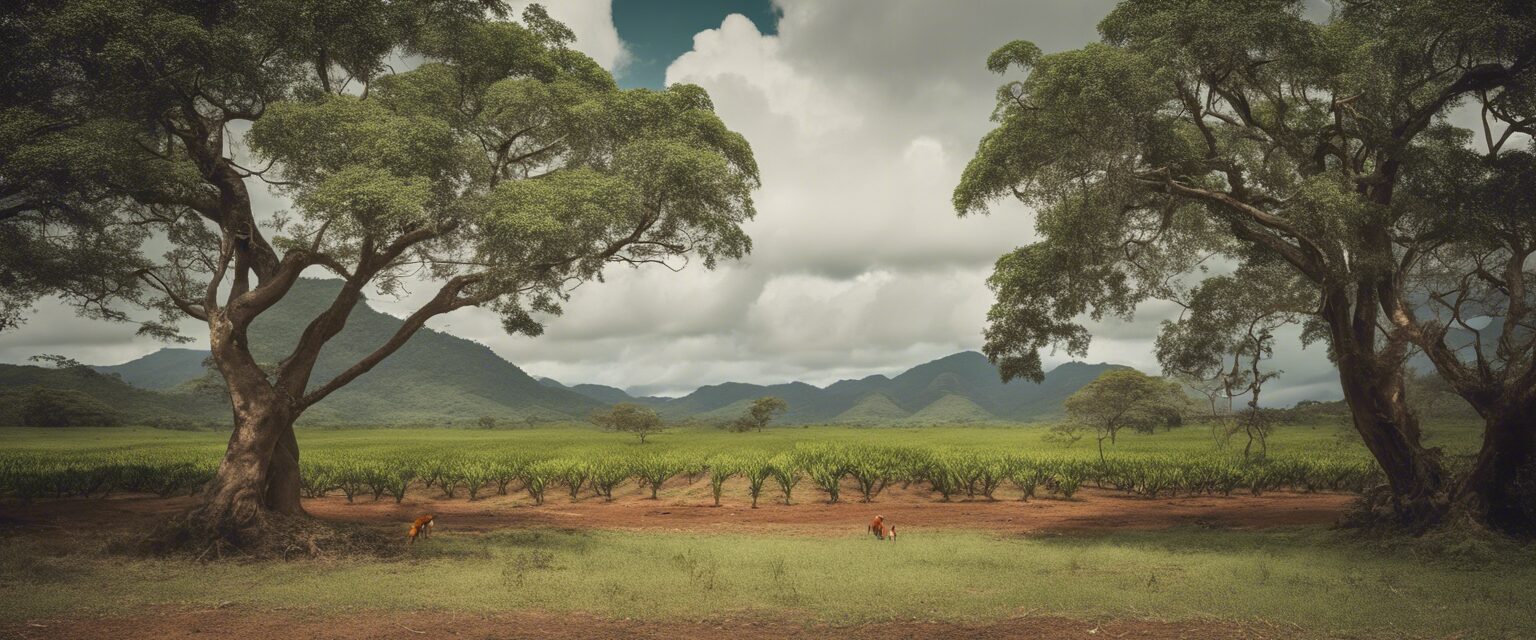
[30,278,1134,425]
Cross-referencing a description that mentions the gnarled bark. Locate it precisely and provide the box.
[1456,398,1536,534]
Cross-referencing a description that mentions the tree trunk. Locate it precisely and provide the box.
[192,402,302,537]
[185,325,306,543]
[1335,351,1448,524]
[1457,399,1536,534]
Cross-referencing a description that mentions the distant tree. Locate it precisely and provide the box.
[28,354,93,376]
[477,416,498,430]
[1042,422,1086,448]
[591,403,665,444]
[733,396,788,433]
[1064,370,1186,463]
[1155,262,1311,461]
[0,1,758,543]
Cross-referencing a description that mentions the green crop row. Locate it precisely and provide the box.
[0,442,1381,506]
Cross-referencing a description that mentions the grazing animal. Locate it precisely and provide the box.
[407,514,435,544]
[885,524,896,541]
[869,515,890,540]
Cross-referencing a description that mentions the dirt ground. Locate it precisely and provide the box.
[0,477,1355,538]
[0,484,1358,640]
[0,608,1321,640]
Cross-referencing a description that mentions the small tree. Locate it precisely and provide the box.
[1064,370,1186,464]
[590,403,665,444]
[1042,422,1086,448]
[1155,265,1307,462]
[477,416,498,430]
[734,396,788,432]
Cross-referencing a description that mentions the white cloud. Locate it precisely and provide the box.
[508,0,631,72]
[0,1,1348,406]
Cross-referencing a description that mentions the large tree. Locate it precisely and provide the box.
[954,0,1534,531]
[0,0,759,544]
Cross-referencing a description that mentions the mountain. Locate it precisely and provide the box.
[835,392,903,423]
[902,393,994,424]
[93,348,209,390]
[71,278,605,425]
[629,351,1128,424]
[539,378,636,405]
[236,279,605,423]
[833,393,910,424]
[64,281,1129,426]
[0,363,226,426]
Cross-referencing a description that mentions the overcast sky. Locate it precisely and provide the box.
[0,0,1344,403]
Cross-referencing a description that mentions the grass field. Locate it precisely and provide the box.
[2,527,1533,638]
[1,420,1525,640]
[0,418,1490,458]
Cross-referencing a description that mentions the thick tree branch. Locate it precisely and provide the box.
[298,274,488,409]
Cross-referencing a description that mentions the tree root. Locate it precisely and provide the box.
[140,509,404,561]
[1337,483,1536,558]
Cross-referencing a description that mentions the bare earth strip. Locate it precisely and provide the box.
[2,481,1355,537]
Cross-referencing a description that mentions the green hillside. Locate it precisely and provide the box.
[832,393,911,424]
[0,364,226,426]
[539,378,636,405]
[91,348,209,390]
[638,352,1125,424]
[60,289,1129,427]
[901,393,996,425]
[239,279,604,424]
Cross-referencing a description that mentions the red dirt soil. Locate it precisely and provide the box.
[0,484,1357,640]
[0,477,1355,537]
[0,608,1324,640]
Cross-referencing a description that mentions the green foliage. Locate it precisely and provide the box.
[951,0,1536,519]
[586,457,633,501]
[738,454,772,508]
[521,460,560,506]
[768,452,804,505]
[590,403,665,443]
[634,454,684,500]
[733,396,789,432]
[705,455,737,507]
[0,0,761,457]
[13,387,123,428]
[0,424,1404,507]
[1066,370,1189,462]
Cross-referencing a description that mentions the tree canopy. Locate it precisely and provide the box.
[590,403,665,444]
[1064,369,1187,462]
[956,0,1536,531]
[733,396,788,432]
[0,0,759,542]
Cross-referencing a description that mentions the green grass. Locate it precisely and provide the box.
[0,419,1488,460]
[1,527,1530,638]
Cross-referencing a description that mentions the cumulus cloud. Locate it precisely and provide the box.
[508,0,631,72]
[0,1,1347,405]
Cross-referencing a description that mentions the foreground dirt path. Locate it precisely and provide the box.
[1,479,1354,537]
[0,608,1324,640]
